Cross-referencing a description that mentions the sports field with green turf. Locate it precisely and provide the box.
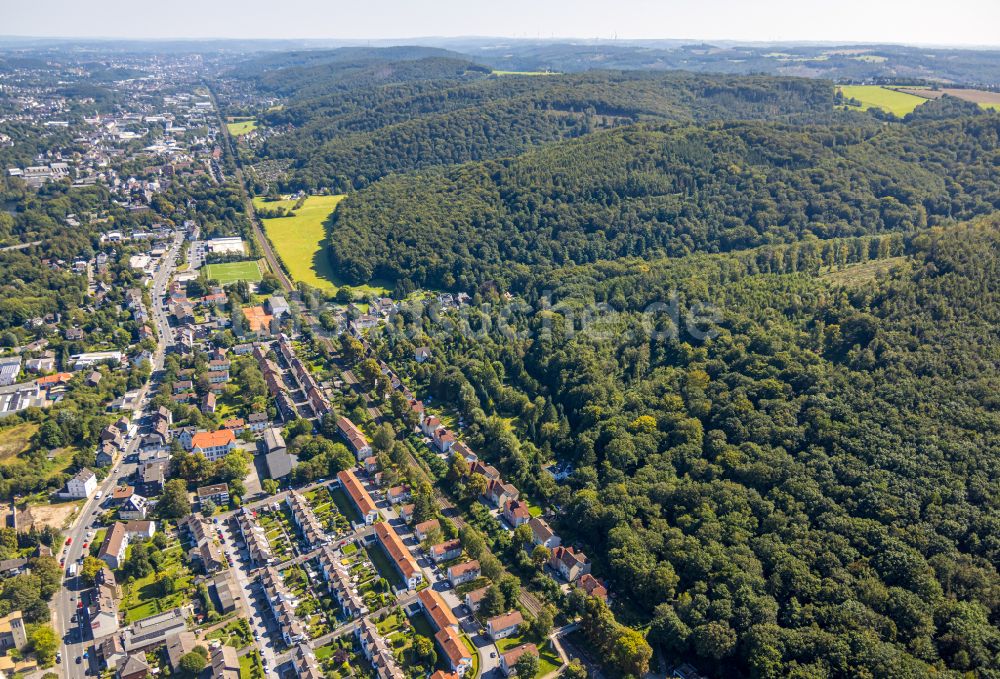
[202,260,263,284]
[837,85,927,117]
[254,195,391,296]
[227,118,257,135]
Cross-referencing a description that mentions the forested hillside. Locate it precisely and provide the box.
[329,113,1000,289]
[254,70,834,191]
[385,219,1000,676]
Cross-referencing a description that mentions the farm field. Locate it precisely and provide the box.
[838,85,927,117]
[203,260,263,284]
[254,195,391,296]
[227,118,258,135]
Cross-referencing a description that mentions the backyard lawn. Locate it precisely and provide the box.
[120,544,194,623]
[497,636,562,677]
[365,543,404,589]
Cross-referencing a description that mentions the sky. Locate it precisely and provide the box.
[5,0,1000,47]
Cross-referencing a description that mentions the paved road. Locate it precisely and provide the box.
[54,233,183,677]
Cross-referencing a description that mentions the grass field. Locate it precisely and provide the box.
[227,119,258,136]
[838,86,927,117]
[254,195,391,296]
[203,260,263,284]
[0,423,37,461]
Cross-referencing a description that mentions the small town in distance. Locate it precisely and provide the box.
[1,2,1000,679]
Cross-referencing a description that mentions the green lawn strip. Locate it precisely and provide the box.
[328,486,362,524]
[462,633,481,678]
[239,649,264,679]
[364,544,404,589]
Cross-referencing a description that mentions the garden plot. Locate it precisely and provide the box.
[314,636,367,679]
[340,545,395,611]
[256,502,300,562]
[304,486,351,535]
[282,563,333,639]
[120,542,195,623]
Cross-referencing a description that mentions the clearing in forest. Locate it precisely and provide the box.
[254,195,390,296]
[837,85,927,117]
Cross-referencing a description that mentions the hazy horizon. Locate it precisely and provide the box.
[5,0,1000,48]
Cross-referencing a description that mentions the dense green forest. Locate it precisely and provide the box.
[329,113,1000,290]
[253,70,834,192]
[377,219,1000,676]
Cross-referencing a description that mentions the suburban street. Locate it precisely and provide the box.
[54,232,183,678]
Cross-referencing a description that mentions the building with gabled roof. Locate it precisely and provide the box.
[487,610,524,640]
[435,625,473,676]
[374,522,423,590]
[500,643,539,676]
[336,469,378,524]
[419,588,459,631]
[337,417,372,460]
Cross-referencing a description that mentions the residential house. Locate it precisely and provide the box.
[165,632,198,672]
[0,611,27,651]
[548,546,592,583]
[464,586,489,613]
[223,417,245,435]
[486,611,524,641]
[201,392,217,413]
[386,485,410,505]
[502,499,530,528]
[89,577,123,642]
[197,483,230,507]
[484,479,519,507]
[528,517,561,550]
[398,504,414,523]
[429,539,463,564]
[578,573,608,601]
[414,347,431,363]
[119,495,149,521]
[118,654,150,679]
[290,644,322,679]
[190,429,236,461]
[247,411,270,433]
[500,643,539,677]
[337,470,379,525]
[317,546,366,619]
[287,491,328,548]
[414,519,441,542]
[374,522,423,590]
[337,417,372,460]
[433,428,456,453]
[66,468,97,498]
[355,618,405,679]
[418,589,459,631]
[447,560,480,587]
[260,567,306,646]
[470,460,501,481]
[435,626,473,676]
[421,416,441,437]
[237,511,273,566]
